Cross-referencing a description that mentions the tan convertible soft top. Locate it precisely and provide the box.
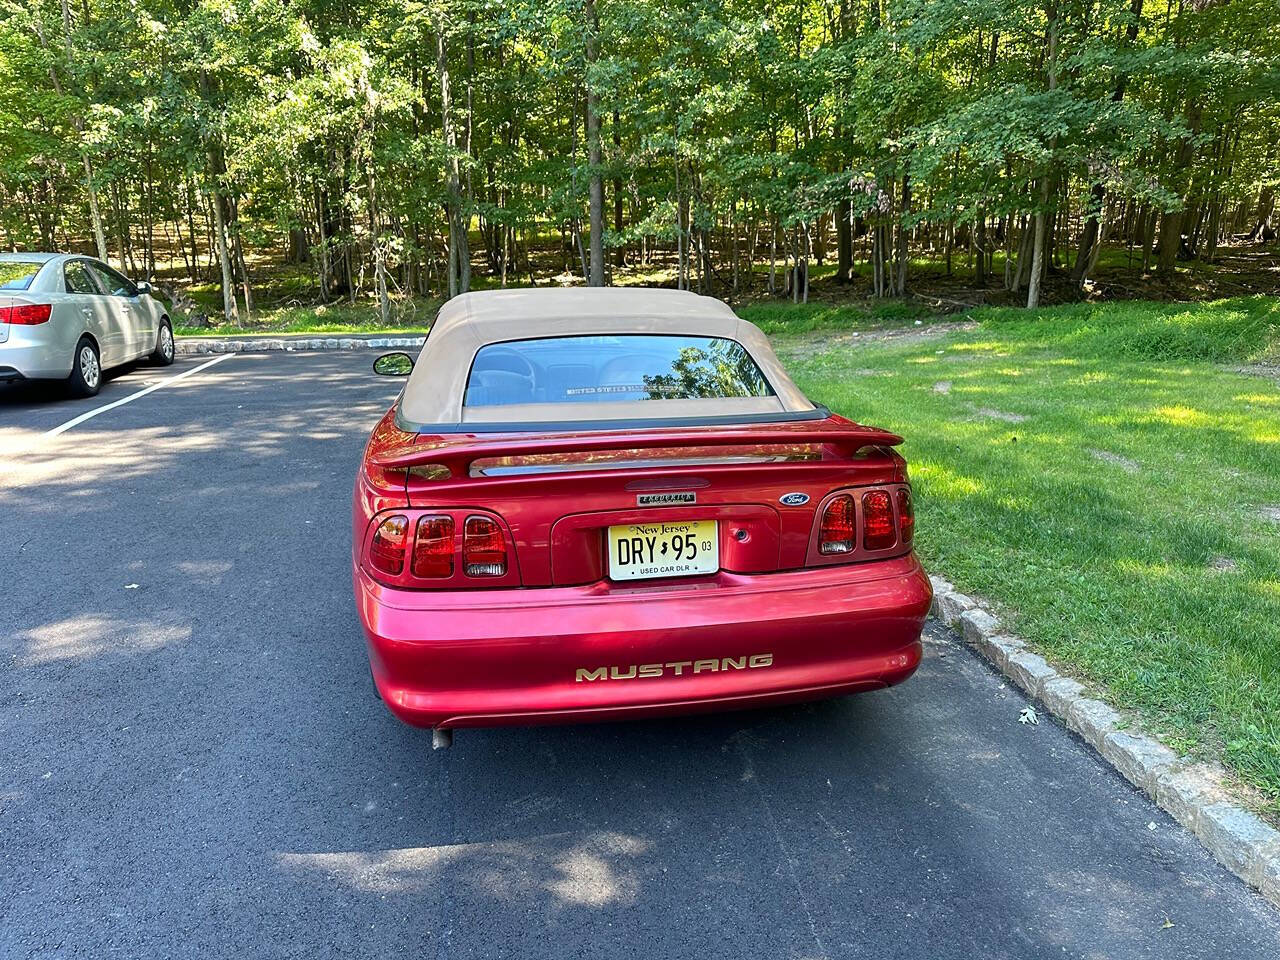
[398,287,816,427]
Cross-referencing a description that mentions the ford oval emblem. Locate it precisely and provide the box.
[779,492,810,506]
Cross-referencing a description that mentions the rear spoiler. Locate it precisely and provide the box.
[372,422,903,479]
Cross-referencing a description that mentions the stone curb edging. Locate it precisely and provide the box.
[929,574,1280,908]
[175,336,426,356]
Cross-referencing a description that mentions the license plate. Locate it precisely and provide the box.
[607,520,719,581]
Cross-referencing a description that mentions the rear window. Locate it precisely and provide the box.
[464,335,775,407]
[0,261,43,291]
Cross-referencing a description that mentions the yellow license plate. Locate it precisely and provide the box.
[607,520,719,581]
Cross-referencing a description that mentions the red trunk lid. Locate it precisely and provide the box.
[369,414,907,586]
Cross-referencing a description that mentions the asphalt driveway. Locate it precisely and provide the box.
[2,352,1277,959]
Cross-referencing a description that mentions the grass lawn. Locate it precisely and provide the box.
[773,295,1280,812]
[172,298,434,337]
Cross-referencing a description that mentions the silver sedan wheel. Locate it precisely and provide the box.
[79,344,100,391]
[160,325,174,361]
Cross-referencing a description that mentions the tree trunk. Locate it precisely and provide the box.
[1072,182,1106,287]
[731,201,740,291]
[1247,183,1274,241]
[1003,215,1017,288]
[1026,179,1050,308]
[185,181,200,283]
[676,167,688,290]
[1158,102,1203,277]
[1012,217,1031,291]
[315,185,330,297]
[288,228,310,264]
[230,195,253,319]
[209,177,237,323]
[895,169,911,295]
[376,244,391,326]
[791,229,800,303]
[143,155,156,280]
[612,109,624,268]
[584,0,605,285]
[768,219,777,294]
[975,210,987,286]
[436,22,469,298]
[1027,4,1057,309]
[801,223,811,302]
[1155,209,1182,276]
[1141,206,1157,271]
[82,155,108,264]
[173,209,191,280]
[368,167,390,327]
[836,195,852,283]
[574,220,589,282]
[198,65,238,323]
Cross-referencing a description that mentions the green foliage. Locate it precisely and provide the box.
[0,0,1276,310]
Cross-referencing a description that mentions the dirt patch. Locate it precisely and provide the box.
[776,321,976,358]
[1261,506,1280,523]
[933,381,953,394]
[975,407,1028,423]
[1209,556,1238,572]
[1089,449,1141,473]
[1231,363,1280,382]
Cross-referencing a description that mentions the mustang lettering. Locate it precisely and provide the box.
[576,654,774,682]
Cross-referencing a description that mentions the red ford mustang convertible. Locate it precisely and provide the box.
[353,288,931,746]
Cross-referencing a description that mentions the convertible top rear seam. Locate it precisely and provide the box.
[392,404,834,434]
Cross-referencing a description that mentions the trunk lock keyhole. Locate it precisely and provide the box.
[734,528,749,542]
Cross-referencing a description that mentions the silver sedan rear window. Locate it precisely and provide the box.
[464,335,776,407]
[0,261,42,291]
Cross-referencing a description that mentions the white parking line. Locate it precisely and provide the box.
[40,353,235,442]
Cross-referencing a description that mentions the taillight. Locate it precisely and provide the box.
[0,303,52,325]
[463,515,507,576]
[862,490,896,549]
[819,495,856,554]
[369,515,409,575]
[896,488,914,545]
[411,515,454,578]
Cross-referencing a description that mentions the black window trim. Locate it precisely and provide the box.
[63,257,107,296]
[85,259,139,298]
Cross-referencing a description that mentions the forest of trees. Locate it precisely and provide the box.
[2,0,1278,322]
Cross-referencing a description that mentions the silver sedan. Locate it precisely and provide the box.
[0,252,175,397]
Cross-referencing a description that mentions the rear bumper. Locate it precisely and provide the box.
[0,337,73,380]
[354,554,932,729]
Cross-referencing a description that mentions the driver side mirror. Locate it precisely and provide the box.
[373,352,414,377]
[136,280,153,295]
